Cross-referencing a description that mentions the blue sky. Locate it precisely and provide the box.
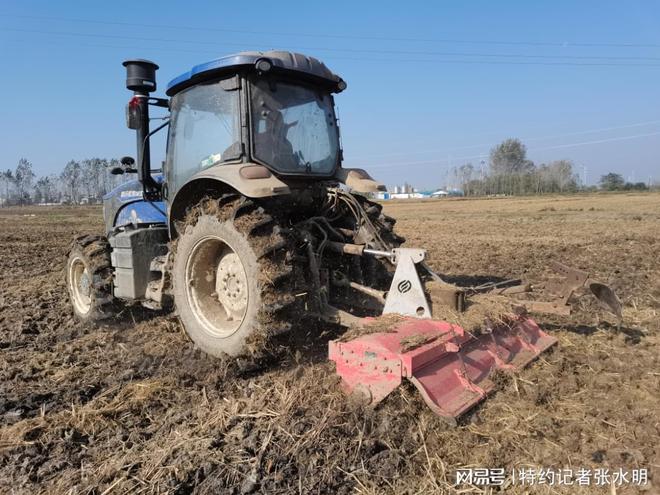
[1,0,659,189]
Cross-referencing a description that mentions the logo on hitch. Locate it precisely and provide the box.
[397,279,412,293]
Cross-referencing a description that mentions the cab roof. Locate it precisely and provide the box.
[166,50,345,96]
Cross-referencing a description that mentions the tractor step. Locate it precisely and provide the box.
[328,316,556,421]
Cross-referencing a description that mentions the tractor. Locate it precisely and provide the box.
[66,52,621,421]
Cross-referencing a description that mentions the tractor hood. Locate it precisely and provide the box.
[166,51,346,96]
[102,175,166,233]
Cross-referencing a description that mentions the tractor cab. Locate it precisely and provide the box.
[165,52,346,194]
[111,52,382,234]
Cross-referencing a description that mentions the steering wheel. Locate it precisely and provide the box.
[293,150,312,171]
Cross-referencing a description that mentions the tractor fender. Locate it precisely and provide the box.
[335,168,386,193]
[168,163,290,237]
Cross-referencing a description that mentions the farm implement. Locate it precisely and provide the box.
[66,51,621,421]
[327,248,620,421]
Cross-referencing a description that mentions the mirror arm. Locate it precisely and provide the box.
[148,97,169,108]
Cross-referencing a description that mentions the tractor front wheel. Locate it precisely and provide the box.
[66,235,115,322]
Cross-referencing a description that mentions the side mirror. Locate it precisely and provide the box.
[125,99,141,130]
[110,156,137,174]
[121,156,136,167]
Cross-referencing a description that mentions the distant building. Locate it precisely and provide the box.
[381,184,436,200]
[431,190,449,197]
[391,192,427,199]
[431,189,464,198]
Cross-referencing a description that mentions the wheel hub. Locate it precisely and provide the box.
[215,253,248,316]
[79,272,91,297]
[69,257,92,315]
[185,237,250,338]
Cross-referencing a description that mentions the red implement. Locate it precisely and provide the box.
[328,316,556,420]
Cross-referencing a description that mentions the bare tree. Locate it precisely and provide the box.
[15,158,35,205]
[60,160,82,204]
[81,159,96,202]
[547,160,577,193]
[1,170,14,206]
[35,176,56,204]
[107,158,123,191]
[95,158,109,199]
[452,163,475,195]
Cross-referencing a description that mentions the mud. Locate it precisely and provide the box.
[1,194,659,494]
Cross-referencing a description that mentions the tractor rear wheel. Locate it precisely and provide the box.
[172,196,299,357]
[66,235,115,322]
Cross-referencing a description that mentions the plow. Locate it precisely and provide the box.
[66,50,622,422]
[325,243,621,421]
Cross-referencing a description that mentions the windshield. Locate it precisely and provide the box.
[250,78,339,175]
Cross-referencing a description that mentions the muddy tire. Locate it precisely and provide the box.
[66,235,115,322]
[172,197,298,357]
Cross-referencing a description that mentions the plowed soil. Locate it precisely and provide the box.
[1,194,658,494]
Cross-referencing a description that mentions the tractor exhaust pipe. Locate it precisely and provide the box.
[123,59,160,199]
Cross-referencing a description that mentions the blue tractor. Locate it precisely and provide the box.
[64,51,624,418]
[66,52,402,357]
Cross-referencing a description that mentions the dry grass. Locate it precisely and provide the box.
[0,193,658,494]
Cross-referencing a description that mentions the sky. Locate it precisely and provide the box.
[0,0,659,189]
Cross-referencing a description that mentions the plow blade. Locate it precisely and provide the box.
[329,317,557,421]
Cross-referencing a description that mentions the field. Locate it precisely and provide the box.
[0,193,658,494]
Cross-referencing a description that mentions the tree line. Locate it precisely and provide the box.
[2,142,655,206]
[449,138,653,196]
[1,158,125,206]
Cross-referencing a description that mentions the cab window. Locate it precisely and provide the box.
[167,78,241,191]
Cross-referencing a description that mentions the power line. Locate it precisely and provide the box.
[4,30,660,68]
[361,131,660,169]
[354,120,660,160]
[323,55,660,67]
[0,37,226,56]
[4,26,660,62]
[3,13,660,48]
[4,27,660,62]
[1,27,260,49]
[291,46,660,62]
[328,49,660,62]
[537,130,660,150]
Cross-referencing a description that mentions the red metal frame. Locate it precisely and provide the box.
[328,316,557,420]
